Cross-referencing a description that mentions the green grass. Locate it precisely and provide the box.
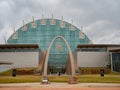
[109,71,120,75]
[76,75,120,83]
[0,69,120,84]
[49,76,68,82]
[0,75,41,83]
[0,75,120,84]
[0,69,12,76]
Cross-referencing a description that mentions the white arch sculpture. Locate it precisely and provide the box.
[43,36,75,76]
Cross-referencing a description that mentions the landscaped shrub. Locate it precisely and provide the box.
[79,67,111,74]
[17,70,34,75]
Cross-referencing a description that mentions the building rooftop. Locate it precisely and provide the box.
[0,61,13,65]
[109,49,120,52]
[0,44,39,49]
[77,44,120,48]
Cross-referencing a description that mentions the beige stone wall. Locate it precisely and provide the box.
[77,52,109,67]
[0,52,39,68]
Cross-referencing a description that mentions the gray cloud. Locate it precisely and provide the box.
[0,0,120,44]
[0,21,4,30]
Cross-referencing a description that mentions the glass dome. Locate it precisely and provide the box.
[7,18,91,73]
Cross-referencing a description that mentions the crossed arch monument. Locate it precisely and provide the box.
[43,36,75,76]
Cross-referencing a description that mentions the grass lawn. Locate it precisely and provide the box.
[0,69,120,83]
[0,75,120,84]
[77,75,120,83]
[0,75,41,83]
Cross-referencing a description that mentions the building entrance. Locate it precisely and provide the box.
[43,36,75,76]
[111,53,120,72]
[50,66,66,74]
[48,53,68,74]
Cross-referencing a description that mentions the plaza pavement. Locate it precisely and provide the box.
[0,83,120,90]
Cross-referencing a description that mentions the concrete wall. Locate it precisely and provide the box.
[77,52,109,67]
[0,52,39,68]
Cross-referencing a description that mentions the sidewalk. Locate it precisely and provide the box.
[0,83,120,87]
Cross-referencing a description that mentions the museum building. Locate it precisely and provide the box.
[0,17,120,74]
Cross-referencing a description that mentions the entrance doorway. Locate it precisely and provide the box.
[49,66,66,74]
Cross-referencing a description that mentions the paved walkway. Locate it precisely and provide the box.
[0,82,120,87]
[0,83,120,90]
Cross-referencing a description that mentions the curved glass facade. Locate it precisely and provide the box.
[7,18,90,73]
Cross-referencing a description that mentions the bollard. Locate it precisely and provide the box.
[12,69,17,77]
[100,69,104,77]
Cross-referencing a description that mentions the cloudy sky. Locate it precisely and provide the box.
[0,0,120,44]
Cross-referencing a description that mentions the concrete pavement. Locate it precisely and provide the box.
[0,83,120,90]
[0,83,120,87]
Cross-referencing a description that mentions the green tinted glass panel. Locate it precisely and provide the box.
[7,19,90,73]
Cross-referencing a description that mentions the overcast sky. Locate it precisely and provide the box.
[0,0,120,44]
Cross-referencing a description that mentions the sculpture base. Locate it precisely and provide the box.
[68,76,77,84]
[41,76,50,84]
